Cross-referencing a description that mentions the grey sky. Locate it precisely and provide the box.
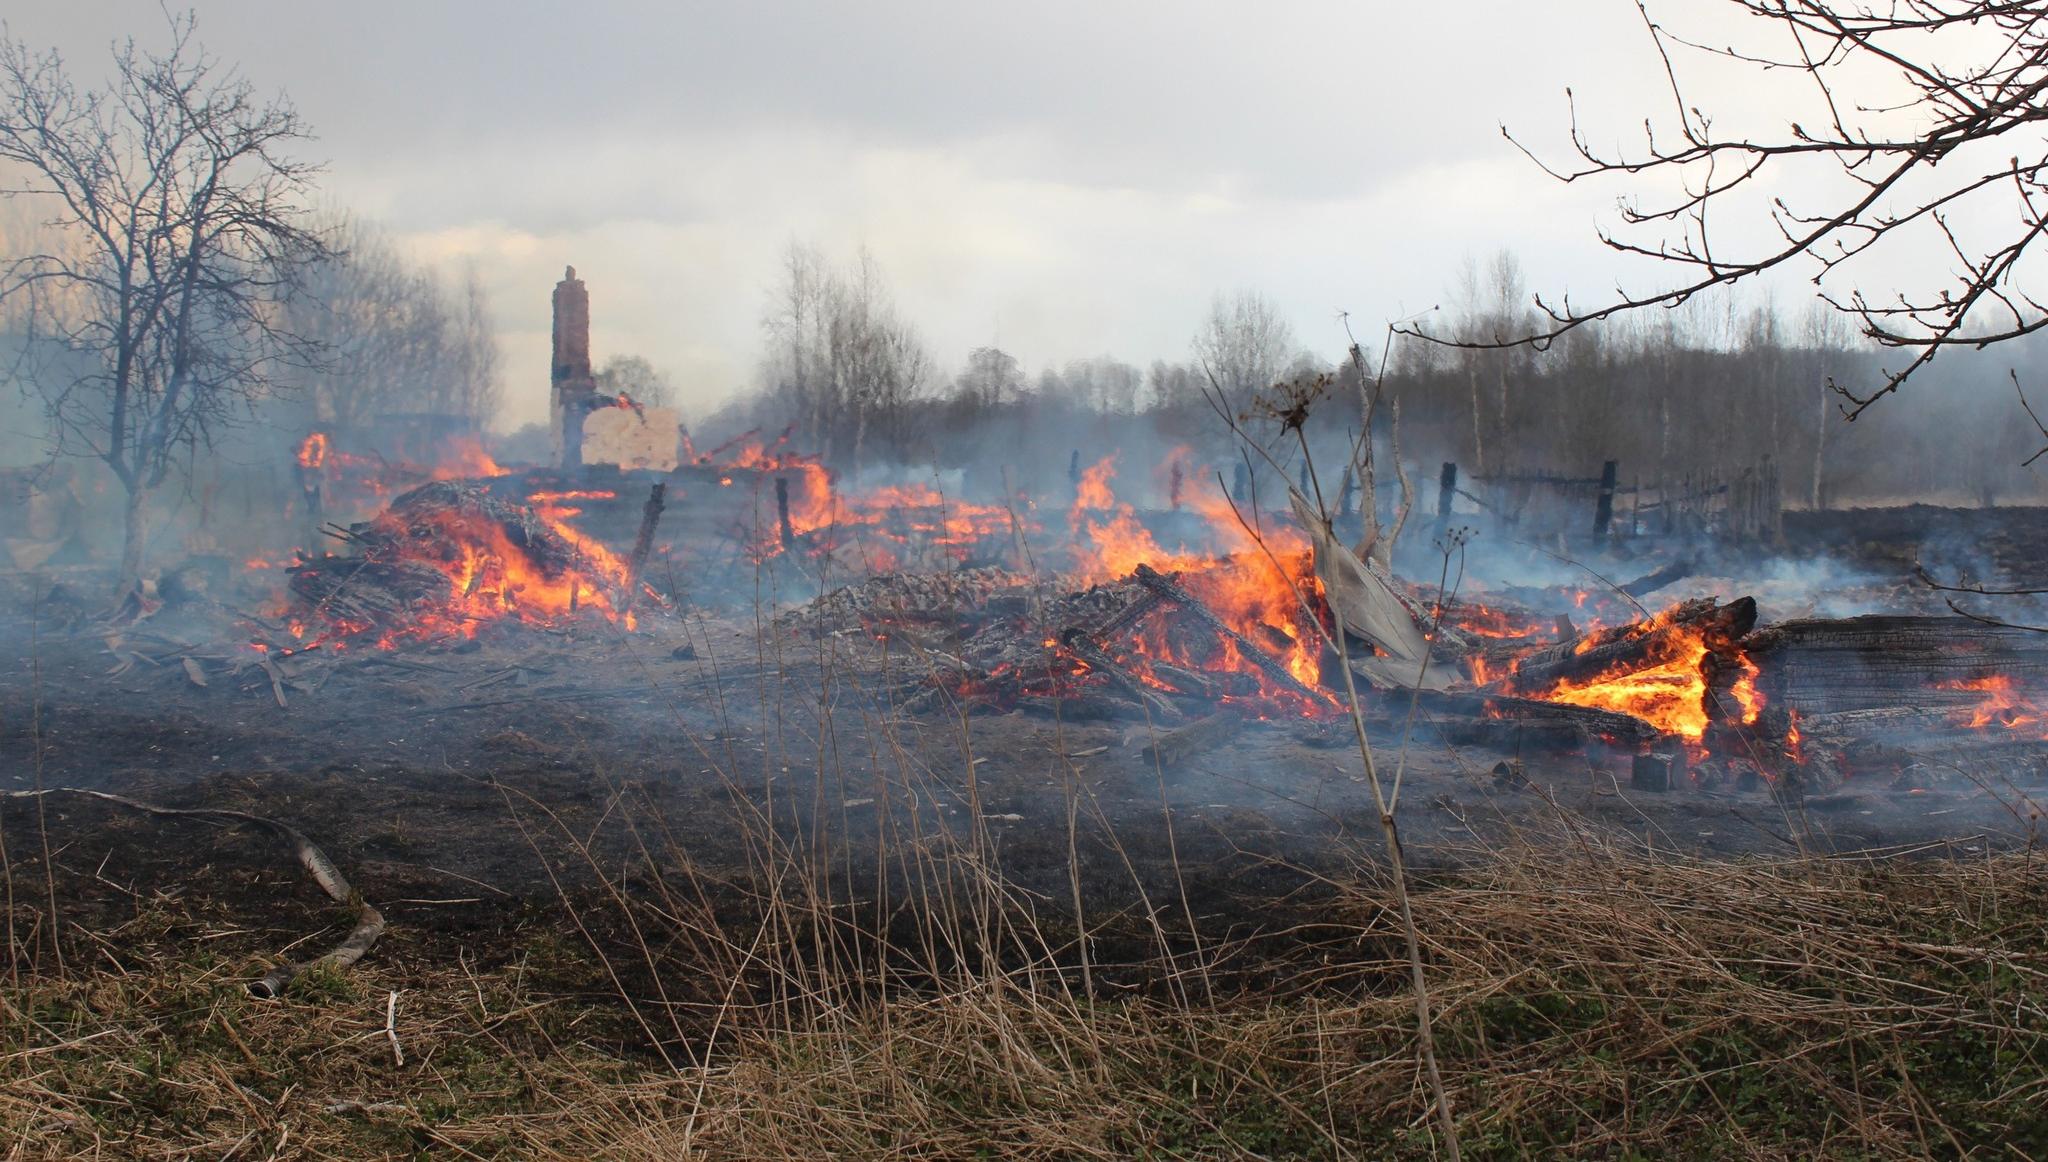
[9,2,1753,430]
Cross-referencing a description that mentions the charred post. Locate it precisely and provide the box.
[774,476,795,548]
[1436,462,1457,539]
[621,482,666,614]
[1631,750,1683,793]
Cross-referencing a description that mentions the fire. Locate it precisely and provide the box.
[1728,655,1765,722]
[1071,455,1119,522]
[1509,602,1766,744]
[295,488,642,650]
[1063,453,1325,713]
[1447,602,1553,640]
[1937,675,2047,735]
[296,432,329,470]
[1543,627,1716,740]
[390,511,630,645]
[429,437,508,480]
[832,483,1019,562]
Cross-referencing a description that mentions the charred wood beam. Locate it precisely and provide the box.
[1504,597,1756,696]
[1744,614,2048,716]
[1149,660,1225,701]
[622,482,666,614]
[1088,587,1169,642]
[1412,689,1665,749]
[1058,628,1184,724]
[1620,557,1695,599]
[1800,705,2048,755]
[1132,563,1331,707]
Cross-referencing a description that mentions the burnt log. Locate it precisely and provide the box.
[1743,615,2048,717]
[1504,597,1756,696]
[1058,628,1184,724]
[1620,557,1694,599]
[1410,689,1665,749]
[1799,704,2048,763]
[1132,563,1331,707]
[1088,586,1169,642]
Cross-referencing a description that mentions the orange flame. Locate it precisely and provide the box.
[429,437,508,480]
[1937,675,2047,735]
[1063,453,1325,713]
[1520,604,1765,743]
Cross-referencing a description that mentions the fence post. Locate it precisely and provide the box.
[1593,459,1619,536]
[1435,462,1457,540]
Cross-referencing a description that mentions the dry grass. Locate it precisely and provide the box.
[3,839,2044,1160]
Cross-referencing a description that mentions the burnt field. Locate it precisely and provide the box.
[5,554,2044,922]
[4,476,2048,1158]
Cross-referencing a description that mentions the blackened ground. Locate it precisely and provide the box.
[1,556,2041,1033]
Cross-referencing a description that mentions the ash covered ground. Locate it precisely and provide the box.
[5,502,2045,990]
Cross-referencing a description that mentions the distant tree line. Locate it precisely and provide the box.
[710,244,2045,511]
[270,215,501,436]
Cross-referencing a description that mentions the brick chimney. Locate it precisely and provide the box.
[550,265,598,469]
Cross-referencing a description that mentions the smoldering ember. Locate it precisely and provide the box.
[5,8,2048,1159]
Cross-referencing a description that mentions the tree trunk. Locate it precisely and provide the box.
[120,483,151,590]
[1811,377,1829,510]
[1379,398,1412,570]
[1466,364,1487,478]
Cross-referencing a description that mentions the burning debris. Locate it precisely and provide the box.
[160,388,2048,806]
[79,266,2037,805]
[888,558,1335,723]
[286,479,646,646]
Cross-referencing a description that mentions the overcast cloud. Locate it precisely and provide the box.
[9,2,1773,430]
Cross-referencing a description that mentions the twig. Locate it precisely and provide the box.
[1,787,385,996]
[385,990,404,1066]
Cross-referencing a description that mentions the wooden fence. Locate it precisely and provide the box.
[1441,458,1783,545]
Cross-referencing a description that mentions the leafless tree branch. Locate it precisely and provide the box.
[1410,1,2048,420]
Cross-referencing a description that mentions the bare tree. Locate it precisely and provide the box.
[760,241,832,446]
[955,345,1023,408]
[1444,252,1536,477]
[758,242,932,464]
[0,13,327,585]
[450,264,501,425]
[595,353,672,409]
[1461,1,2048,418]
[1193,290,1295,402]
[276,218,501,435]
